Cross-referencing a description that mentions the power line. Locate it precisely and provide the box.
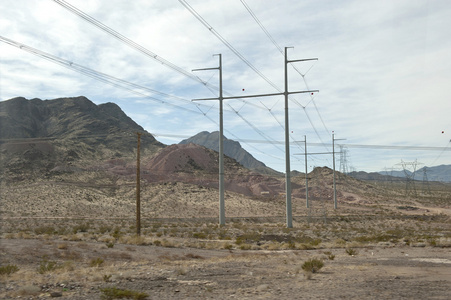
[0,36,205,115]
[51,0,295,159]
[2,128,448,152]
[180,0,325,154]
[1,35,288,165]
[52,0,219,92]
[179,0,281,93]
[240,0,330,138]
[51,0,325,167]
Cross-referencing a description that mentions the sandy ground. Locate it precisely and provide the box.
[1,237,451,299]
[1,169,450,299]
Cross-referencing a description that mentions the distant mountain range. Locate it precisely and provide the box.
[378,165,451,183]
[0,96,286,196]
[2,96,449,183]
[347,165,451,183]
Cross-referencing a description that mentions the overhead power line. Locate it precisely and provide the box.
[180,0,327,152]
[0,35,206,115]
[51,0,325,163]
[240,0,330,138]
[51,0,298,157]
[2,132,449,152]
[52,0,220,92]
[1,35,288,163]
[179,0,281,93]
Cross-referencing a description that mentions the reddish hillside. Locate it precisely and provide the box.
[142,143,285,197]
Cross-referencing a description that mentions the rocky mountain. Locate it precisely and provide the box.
[0,96,163,181]
[0,96,160,147]
[142,143,285,197]
[179,131,282,176]
[0,96,286,197]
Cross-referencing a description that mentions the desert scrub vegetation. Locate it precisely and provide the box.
[345,248,358,256]
[323,251,335,260]
[100,287,148,299]
[301,258,324,273]
[38,258,59,274]
[90,257,105,267]
[0,264,19,276]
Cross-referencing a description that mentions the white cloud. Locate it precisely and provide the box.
[1,0,450,172]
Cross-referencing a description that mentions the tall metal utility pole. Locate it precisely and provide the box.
[304,136,309,208]
[332,133,345,209]
[193,47,318,228]
[332,133,336,209]
[193,54,225,226]
[136,132,141,235]
[283,47,293,227]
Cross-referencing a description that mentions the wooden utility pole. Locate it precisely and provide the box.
[136,132,141,235]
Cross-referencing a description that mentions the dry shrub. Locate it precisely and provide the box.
[184,253,204,259]
[100,287,148,300]
[16,285,41,297]
[0,264,19,275]
[57,243,68,250]
[106,252,132,261]
[345,248,358,256]
[301,258,324,273]
[264,242,282,250]
[119,235,150,245]
[89,257,105,267]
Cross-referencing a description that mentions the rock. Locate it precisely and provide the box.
[50,291,63,297]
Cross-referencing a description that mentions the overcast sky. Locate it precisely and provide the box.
[1,0,450,173]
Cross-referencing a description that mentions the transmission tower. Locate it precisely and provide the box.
[422,167,431,195]
[338,145,349,179]
[397,159,422,196]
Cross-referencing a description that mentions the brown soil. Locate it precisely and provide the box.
[1,238,450,299]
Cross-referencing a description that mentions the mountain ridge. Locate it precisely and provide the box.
[179,131,282,176]
[0,96,163,181]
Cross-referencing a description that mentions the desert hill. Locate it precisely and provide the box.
[180,131,282,176]
[143,143,285,197]
[1,99,451,300]
[3,96,449,222]
[0,96,163,181]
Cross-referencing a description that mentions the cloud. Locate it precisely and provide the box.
[1,0,450,172]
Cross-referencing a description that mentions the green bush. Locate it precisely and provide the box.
[345,248,358,256]
[301,258,324,273]
[90,257,104,267]
[38,259,58,274]
[323,251,335,260]
[0,264,19,275]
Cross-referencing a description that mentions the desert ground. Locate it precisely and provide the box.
[1,171,451,299]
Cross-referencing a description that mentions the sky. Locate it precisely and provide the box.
[1,0,450,174]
